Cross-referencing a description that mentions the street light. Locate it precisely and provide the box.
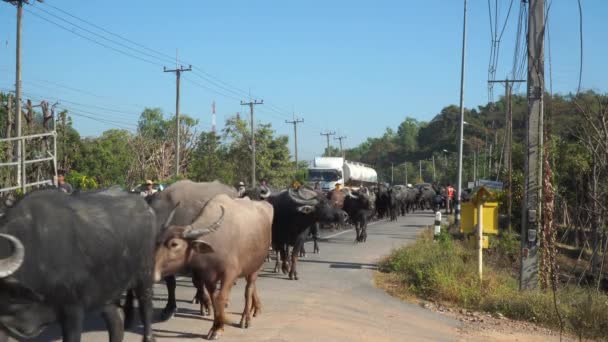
[455,0,468,226]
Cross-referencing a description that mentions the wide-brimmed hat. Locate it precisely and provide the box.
[238,181,245,186]
[145,180,154,185]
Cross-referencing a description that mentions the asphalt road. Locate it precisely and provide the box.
[29,211,463,342]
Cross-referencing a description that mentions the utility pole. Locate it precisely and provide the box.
[489,78,525,232]
[473,149,477,184]
[391,163,394,185]
[320,131,336,156]
[520,0,544,291]
[163,63,191,178]
[455,0,468,226]
[285,117,304,172]
[335,135,347,157]
[419,160,422,182]
[241,99,264,186]
[404,162,408,185]
[4,0,29,189]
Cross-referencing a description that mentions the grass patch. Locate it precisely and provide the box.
[378,229,608,340]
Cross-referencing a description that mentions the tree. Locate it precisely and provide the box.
[74,129,132,186]
[129,108,198,184]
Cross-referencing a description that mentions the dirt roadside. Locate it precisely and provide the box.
[375,272,579,342]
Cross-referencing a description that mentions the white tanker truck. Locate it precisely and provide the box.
[307,157,378,192]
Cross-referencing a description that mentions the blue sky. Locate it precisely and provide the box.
[1,0,606,161]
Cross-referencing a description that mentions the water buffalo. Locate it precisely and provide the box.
[269,186,347,280]
[388,188,399,221]
[145,180,238,321]
[418,185,437,210]
[375,184,390,219]
[0,189,157,342]
[154,194,273,340]
[342,189,374,242]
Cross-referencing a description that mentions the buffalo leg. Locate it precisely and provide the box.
[0,330,7,342]
[251,285,262,317]
[239,272,258,329]
[361,219,368,243]
[208,274,236,340]
[299,245,306,258]
[135,282,155,342]
[280,245,290,275]
[102,304,124,342]
[312,223,320,254]
[60,306,84,342]
[161,275,177,321]
[273,245,281,273]
[289,244,301,280]
[123,289,135,329]
[192,277,211,316]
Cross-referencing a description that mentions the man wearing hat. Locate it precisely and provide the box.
[140,180,157,197]
[237,181,246,197]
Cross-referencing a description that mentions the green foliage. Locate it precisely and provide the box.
[73,129,132,187]
[66,170,99,190]
[188,116,296,188]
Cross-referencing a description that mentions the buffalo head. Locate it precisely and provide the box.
[154,202,225,282]
[288,187,348,224]
[0,234,24,279]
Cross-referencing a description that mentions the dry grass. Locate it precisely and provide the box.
[377,229,608,340]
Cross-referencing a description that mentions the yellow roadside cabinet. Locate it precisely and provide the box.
[460,186,499,281]
[460,186,499,249]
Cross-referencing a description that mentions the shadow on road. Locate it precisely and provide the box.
[299,259,378,270]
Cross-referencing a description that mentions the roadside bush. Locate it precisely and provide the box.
[66,170,98,190]
[379,229,608,340]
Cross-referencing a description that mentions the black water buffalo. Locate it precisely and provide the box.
[0,189,157,342]
[155,194,273,340]
[342,189,374,242]
[145,180,238,321]
[374,184,390,219]
[404,187,420,212]
[269,186,347,280]
[417,185,437,210]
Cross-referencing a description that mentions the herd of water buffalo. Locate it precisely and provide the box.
[0,180,445,341]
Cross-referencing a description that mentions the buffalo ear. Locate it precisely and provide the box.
[190,240,214,254]
[297,205,314,214]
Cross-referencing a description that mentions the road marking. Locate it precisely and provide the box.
[316,220,385,240]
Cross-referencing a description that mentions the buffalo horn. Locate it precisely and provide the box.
[0,233,24,278]
[260,187,271,199]
[288,187,317,205]
[163,201,181,228]
[183,205,225,240]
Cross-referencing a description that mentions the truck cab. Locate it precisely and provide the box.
[307,157,345,192]
[307,157,377,192]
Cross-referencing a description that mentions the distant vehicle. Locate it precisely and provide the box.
[307,157,377,192]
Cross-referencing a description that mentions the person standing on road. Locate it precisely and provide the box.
[56,171,73,194]
[446,183,455,214]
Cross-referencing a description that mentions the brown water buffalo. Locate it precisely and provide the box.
[154,194,273,340]
[144,180,238,321]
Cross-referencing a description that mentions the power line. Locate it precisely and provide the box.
[23,7,163,67]
[42,1,179,65]
[576,0,583,95]
[25,2,316,134]
[39,2,300,121]
[31,5,175,66]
